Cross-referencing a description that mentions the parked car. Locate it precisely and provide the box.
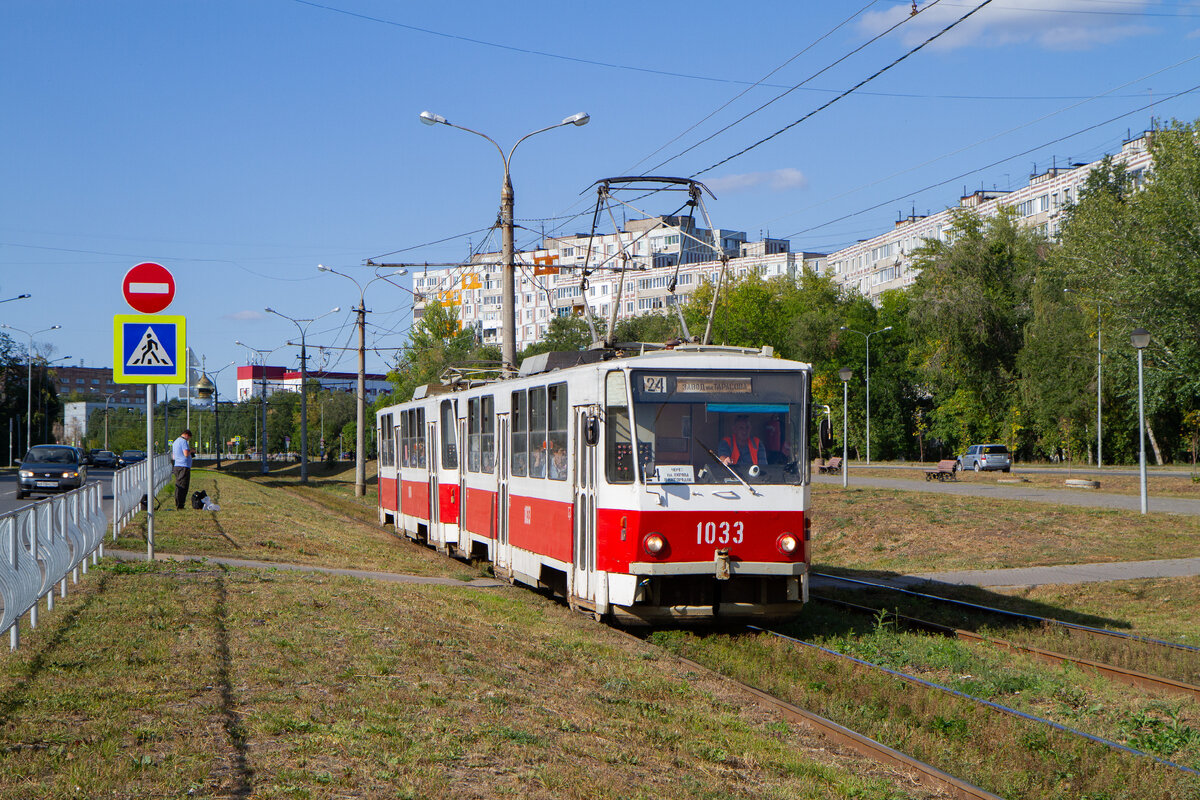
[120,449,147,465]
[958,443,1012,472]
[16,445,89,499]
[93,450,120,468]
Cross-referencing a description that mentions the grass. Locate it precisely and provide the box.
[651,611,1200,799]
[810,484,1200,573]
[834,464,1200,499]
[110,466,478,580]
[0,563,932,799]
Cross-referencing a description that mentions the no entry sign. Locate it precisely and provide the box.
[122,262,176,313]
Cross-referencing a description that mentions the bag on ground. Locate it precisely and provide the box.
[191,490,208,510]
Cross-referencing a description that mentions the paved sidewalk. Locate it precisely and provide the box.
[107,550,509,588]
[812,473,1200,515]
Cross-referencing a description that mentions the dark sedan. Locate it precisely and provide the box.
[16,445,89,499]
[120,449,146,465]
[93,450,120,468]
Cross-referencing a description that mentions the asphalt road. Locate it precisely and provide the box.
[0,469,115,519]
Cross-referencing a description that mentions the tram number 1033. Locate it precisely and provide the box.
[697,520,744,545]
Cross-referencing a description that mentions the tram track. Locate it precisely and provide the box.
[813,593,1200,701]
[812,571,1200,655]
[626,629,1005,800]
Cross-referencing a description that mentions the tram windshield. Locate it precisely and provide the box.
[629,370,806,486]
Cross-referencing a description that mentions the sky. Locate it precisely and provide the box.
[2,0,1199,399]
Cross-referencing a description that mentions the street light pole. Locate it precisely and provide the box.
[1132,328,1150,514]
[1,323,61,452]
[317,265,406,497]
[840,325,891,465]
[236,342,278,475]
[419,109,589,373]
[839,367,853,488]
[103,390,127,451]
[267,306,339,485]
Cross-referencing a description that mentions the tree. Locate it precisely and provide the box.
[1053,120,1200,463]
[387,302,498,403]
[907,208,1044,453]
[518,314,595,360]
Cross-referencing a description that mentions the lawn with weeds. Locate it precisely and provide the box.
[839,465,1200,499]
[811,484,1200,573]
[0,563,936,799]
[111,468,479,580]
[652,610,1200,799]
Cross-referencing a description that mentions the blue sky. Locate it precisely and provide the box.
[2,0,1198,397]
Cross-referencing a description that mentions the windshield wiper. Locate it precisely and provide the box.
[695,438,761,496]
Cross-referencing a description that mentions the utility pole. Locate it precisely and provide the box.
[355,302,366,496]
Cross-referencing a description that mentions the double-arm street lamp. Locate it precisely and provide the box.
[195,360,236,470]
[266,306,340,485]
[1,323,61,452]
[419,109,589,373]
[103,390,128,451]
[235,341,282,475]
[839,325,892,464]
[317,265,407,497]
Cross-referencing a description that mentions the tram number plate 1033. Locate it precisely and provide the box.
[697,520,744,545]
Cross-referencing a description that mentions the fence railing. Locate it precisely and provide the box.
[111,454,172,540]
[2,454,171,652]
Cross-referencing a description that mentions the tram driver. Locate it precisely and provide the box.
[717,414,767,472]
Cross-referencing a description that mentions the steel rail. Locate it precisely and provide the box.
[750,626,1200,777]
[813,571,1200,653]
[666,651,1005,800]
[815,594,1200,701]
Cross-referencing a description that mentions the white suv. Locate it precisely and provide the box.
[959,444,1012,473]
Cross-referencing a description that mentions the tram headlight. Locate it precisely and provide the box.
[643,533,666,556]
[776,533,798,555]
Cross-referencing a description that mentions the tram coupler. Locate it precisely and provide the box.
[714,549,731,581]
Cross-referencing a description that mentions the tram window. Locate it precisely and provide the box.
[440,400,458,469]
[548,383,568,481]
[467,398,481,473]
[379,413,393,467]
[529,387,547,478]
[510,391,527,476]
[399,411,410,467]
[481,395,495,473]
[415,407,426,469]
[605,371,634,484]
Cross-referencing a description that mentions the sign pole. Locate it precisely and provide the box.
[146,384,155,560]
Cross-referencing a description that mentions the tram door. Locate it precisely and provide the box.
[392,420,403,529]
[495,416,511,575]
[426,419,440,546]
[572,408,598,602]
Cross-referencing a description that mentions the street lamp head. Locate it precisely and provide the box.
[49,325,61,331]
[331,306,341,313]
[317,264,329,272]
[419,111,447,126]
[1131,328,1151,349]
[265,307,275,314]
[563,112,590,127]
[882,326,893,332]
[839,325,848,331]
[839,367,854,382]
[392,269,407,277]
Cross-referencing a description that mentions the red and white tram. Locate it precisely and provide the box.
[376,344,812,625]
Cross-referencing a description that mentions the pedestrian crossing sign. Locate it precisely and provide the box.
[113,314,187,383]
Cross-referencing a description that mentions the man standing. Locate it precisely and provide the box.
[172,429,194,510]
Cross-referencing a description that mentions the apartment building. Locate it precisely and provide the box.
[412,215,824,348]
[235,366,391,402]
[823,133,1154,299]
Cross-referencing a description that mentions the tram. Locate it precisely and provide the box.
[376,344,812,625]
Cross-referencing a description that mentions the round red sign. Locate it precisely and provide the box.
[122,262,176,313]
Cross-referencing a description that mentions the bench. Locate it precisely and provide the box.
[818,456,842,475]
[925,459,959,481]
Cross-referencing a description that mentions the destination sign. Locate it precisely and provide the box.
[675,377,753,394]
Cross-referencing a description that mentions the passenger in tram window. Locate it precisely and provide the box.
[530,442,546,478]
[548,444,567,480]
[763,414,791,464]
[717,414,766,470]
[415,441,425,469]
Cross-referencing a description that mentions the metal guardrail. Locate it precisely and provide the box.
[111,454,172,540]
[1,454,171,652]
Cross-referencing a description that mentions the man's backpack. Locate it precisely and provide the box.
[191,490,208,510]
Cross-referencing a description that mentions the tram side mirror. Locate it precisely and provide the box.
[748,464,761,478]
[584,415,600,447]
